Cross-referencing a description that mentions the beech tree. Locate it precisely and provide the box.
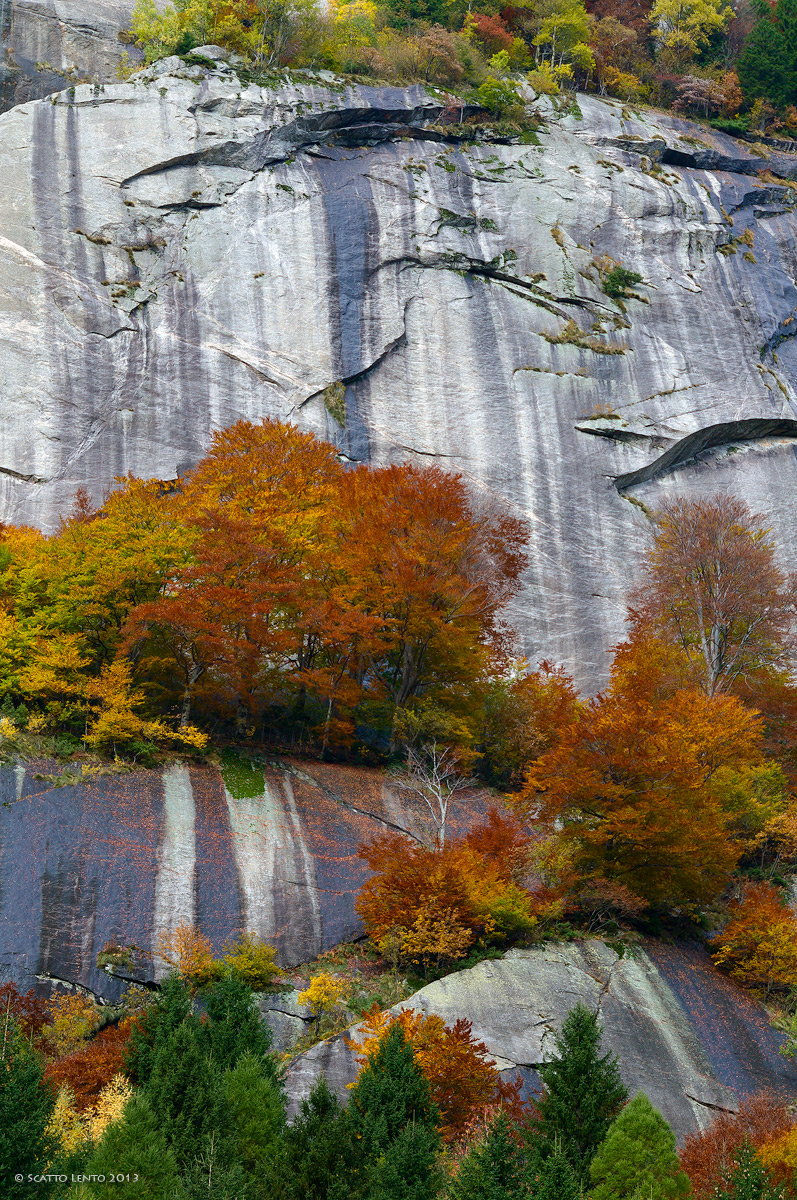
[679,1092,793,1198]
[710,882,797,996]
[516,637,762,910]
[631,495,794,697]
[352,1007,521,1143]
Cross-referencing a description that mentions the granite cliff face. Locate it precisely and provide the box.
[2,63,797,686]
[2,752,795,1138]
[0,0,137,110]
[0,757,488,999]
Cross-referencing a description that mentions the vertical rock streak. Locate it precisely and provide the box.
[152,763,197,978]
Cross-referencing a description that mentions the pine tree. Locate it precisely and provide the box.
[449,1111,526,1200]
[367,1122,442,1200]
[0,1020,56,1195]
[589,1092,690,1200]
[348,1023,440,1154]
[527,1144,580,1199]
[529,1003,627,1184]
[124,974,193,1085]
[223,1050,286,1172]
[713,1143,786,1200]
[144,1019,227,1167]
[83,1093,186,1200]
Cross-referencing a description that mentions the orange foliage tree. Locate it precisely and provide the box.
[630,495,794,697]
[44,1021,133,1111]
[477,661,581,790]
[679,1092,794,1198]
[710,881,797,996]
[350,1006,522,1143]
[0,419,528,756]
[357,810,537,972]
[512,636,764,911]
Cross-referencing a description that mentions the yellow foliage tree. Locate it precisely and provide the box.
[710,882,797,996]
[46,1086,86,1159]
[44,994,101,1057]
[298,971,348,1035]
[221,932,278,990]
[155,921,222,987]
[84,1074,133,1143]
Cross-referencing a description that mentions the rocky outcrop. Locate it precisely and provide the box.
[2,67,797,687]
[0,757,492,1001]
[285,941,797,1143]
[0,0,138,111]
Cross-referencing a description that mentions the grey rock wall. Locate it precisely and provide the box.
[285,941,797,1143]
[1,0,137,111]
[0,757,491,1000]
[1,65,797,688]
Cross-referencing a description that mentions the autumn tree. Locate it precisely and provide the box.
[710,881,797,996]
[651,0,732,64]
[514,636,764,911]
[390,740,477,849]
[630,496,794,698]
[351,1006,521,1143]
[357,819,537,973]
[477,661,580,790]
[679,1092,794,1198]
[334,462,528,731]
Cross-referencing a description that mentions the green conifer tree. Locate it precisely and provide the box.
[83,1093,186,1200]
[713,1143,786,1200]
[738,0,797,106]
[347,1023,441,1200]
[266,1076,361,1200]
[348,1023,440,1154]
[123,974,193,1085]
[200,977,277,1073]
[527,1144,580,1199]
[0,1021,56,1196]
[223,1050,286,1172]
[367,1122,442,1200]
[529,1002,627,1184]
[144,1019,227,1167]
[449,1111,526,1200]
[589,1092,690,1200]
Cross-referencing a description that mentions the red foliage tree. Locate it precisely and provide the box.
[679,1092,794,1198]
[44,1021,133,1111]
[469,12,514,54]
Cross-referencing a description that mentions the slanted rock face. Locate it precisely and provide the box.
[0,0,138,111]
[0,758,491,1000]
[285,941,797,1143]
[1,67,797,687]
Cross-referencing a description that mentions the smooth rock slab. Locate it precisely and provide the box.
[284,941,797,1142]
